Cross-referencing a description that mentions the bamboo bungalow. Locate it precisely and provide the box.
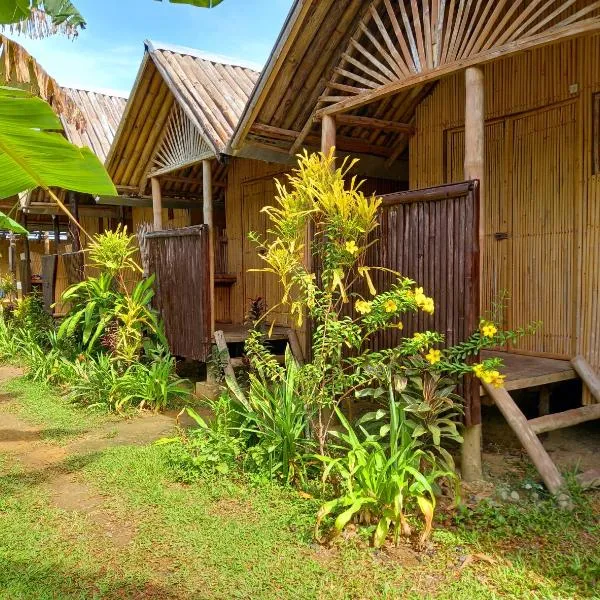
[0,86,127,311]
[226,0,600,489]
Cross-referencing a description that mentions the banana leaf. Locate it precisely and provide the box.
[0,1,86,37]
[0,210,27,234]
[0,87,116,199]
[157,0,224,7]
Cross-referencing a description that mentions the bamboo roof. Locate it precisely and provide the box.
[231,0,600,169]
[106,40,260,198]
[61,87,128,164]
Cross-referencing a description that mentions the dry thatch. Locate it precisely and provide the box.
[0,33,84,127]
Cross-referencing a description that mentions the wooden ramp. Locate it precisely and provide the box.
[483,355,600,499]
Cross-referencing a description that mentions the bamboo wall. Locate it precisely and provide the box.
[409,34,600,401]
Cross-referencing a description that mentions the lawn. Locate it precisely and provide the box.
[0,376,598,599]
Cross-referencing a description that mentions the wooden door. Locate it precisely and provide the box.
[446,121,508,322]
[241,177,289,325]
[507,102,578,357]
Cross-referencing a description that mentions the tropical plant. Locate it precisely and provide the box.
[159,402,244,482]
[0,1,86,37]
[315,397,455,548]
[229,347,314,485]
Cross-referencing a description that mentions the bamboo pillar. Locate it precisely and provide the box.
[52,215,60,255]
[68,191,81,253]
[321,114,336,160]
[151,177,163,231]
[20,211,32,296]
[203,159,215,336]
[462,66,485,482]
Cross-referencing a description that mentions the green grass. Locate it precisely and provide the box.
[0,376,116,441]
[0,377,598,599]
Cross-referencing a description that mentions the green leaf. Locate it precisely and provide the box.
[373,516,391,548]
[157,0,224,7]
[0,87,116,199]
[0,210,27,233]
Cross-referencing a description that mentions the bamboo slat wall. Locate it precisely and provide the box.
[409,34,600,402]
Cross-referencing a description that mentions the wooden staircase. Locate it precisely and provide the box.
[483,355,600,500]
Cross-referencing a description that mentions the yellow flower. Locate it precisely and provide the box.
[355,299,372,314]
[472,363,485,378]
[395,322,404,330]
[421,297,435,314]
[425,348,442,365]
[492,373,506,388]
[384,299,397,313]
[345,240,359,255]
[480,321,498,338]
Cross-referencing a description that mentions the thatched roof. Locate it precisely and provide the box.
[106,40,260,197]
[61,87,127,163]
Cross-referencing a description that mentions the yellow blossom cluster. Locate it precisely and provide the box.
[414,287,435,315]
[425,348,442,365]
[480,320,498,338]
[355,299,372,314]
[473,363,505,388]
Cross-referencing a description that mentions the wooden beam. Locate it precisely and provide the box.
[572,355,600,401]
[528,403,600,435]
[316,19,600,118]
[321,114,416,134]
[151,177,163,230]
[482,382,565,496]
[203,159,215,336]
[161,174,226,189]
[321,114,336,157]
[52,215,60,254]
[68,191,81,253]
[97,196,200,209]
[462,65,485,483]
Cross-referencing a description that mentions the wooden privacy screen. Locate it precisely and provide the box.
[144,225,212,361]
[364,181,481,425]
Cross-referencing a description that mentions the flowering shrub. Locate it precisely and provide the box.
[236,151,534,545]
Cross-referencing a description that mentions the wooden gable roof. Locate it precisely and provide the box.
[106,41,260,197]
[231,0,600,169]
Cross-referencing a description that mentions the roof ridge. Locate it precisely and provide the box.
[145,39,262,73]
[62,85,129,99]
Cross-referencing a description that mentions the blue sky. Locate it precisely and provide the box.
[11,0,292,96]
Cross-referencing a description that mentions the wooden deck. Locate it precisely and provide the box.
[481,350,578,393]
[217,323,290,343]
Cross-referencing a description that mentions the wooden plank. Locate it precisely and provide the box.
[571,355,600,401]
[528,403,600,435]
[203,159,215,336]
[482,382,565,495]
[326,114,415,134]
[214,329,238,383]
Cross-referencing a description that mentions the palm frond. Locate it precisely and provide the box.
[0,1,86,39]
[156,0,225,7]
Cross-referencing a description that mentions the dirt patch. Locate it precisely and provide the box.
[48,472,136,548]
[0,365,24,381]
[67,413,176,455]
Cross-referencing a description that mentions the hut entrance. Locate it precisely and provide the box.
[143,225,212,361]
[446,101,578,359]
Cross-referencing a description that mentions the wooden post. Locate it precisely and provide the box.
[68,191,81,253]
[52,215,60,254]
[203,159,215,337]
[20,211,32,296]
[321,114,336,159]
[151,177,163,231]
[462,66,485,482]
[482,383,565,496]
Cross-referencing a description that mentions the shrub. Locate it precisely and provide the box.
[159,399,244,481]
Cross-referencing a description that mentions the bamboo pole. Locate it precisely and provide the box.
[321,114,337,159]
[151,177,163,231]
[203,159,215,337]
[52,215,60,254]
[68,191,81,253]
[461,66,485,482]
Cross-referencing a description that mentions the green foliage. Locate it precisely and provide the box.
[0,87,116,200]
[86,225,140,277]
[0,1,86,36]
[233,348,314,485]
[160,402,243,481]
